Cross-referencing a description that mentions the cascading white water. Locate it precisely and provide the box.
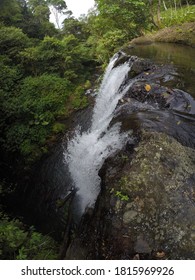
[64,54,133,215]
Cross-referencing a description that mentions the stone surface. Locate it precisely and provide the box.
[64,54,195,260]
[66,131,195,260]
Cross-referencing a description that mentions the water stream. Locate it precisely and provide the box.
[64,54,133,215]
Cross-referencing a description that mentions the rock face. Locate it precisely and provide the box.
[65,53,195,260]
[66,131,195,260]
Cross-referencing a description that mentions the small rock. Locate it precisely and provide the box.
[123,210,138,224]
[133,254,140,260]
[156,251,166,259]
[134,235,151,254]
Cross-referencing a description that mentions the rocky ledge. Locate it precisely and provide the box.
[66,130,195,260]
[64,54,195,260]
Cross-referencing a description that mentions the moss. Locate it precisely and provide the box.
[52,122,66,134]
[113,131,195,258]
[119,131,195,196]
[66,129,195,259]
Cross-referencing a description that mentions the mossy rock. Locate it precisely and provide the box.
[66,131,195,259]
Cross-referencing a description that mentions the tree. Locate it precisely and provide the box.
[49,0,67,29]
[1,74,71,161]
[0,0,57,39]
[0,0,22,25]
[0,26,30,60]
[95,0,149,37]
[96,29,126,62]
[157,0,162,25]
[25,0,57,38]
[62,17,90,41]
[86,0,150,63]
[28,0,68,29]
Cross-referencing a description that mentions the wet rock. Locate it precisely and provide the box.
[114,54,153,79]
[114,55,195,117]
[112,56,195,148]
[134,235,151,254]
[113,52,132,68]
[66,131,195,260]
[117,62,190,111]
[123,210,138,224]
[64,55,195,259]
[128,58,153,78]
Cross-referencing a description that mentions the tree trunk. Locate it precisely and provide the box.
[163,0,168,10]
[148,0,158,27]
[157,0,162,27]
[174,0,177,11]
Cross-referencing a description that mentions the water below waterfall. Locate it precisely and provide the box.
[64,54,133,215]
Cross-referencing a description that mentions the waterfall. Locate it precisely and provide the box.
[64,54,133,216]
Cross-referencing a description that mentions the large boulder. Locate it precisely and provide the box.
[66,131,195,260]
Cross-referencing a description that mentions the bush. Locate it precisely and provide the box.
[71,86,89,109]
[52,122,66,134]
[2,74,71,161]
[0,214,58,260]
[0,26,30,60]
[96,29,126,63]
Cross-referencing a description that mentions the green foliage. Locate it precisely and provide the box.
[0,214,58,260]
[2,74,71,161]
[84,80,92,89]
[52,122,66,134]
[96,29,126,63]
[88,0,150,63]
[0,0,194,262]
[0,0,194,165]
[62,17,90,41]
[0,26,30,60]
[95,0,148,36]
[18,74,70,116]
[20,34,94,78]
[159,5,195,27]
[115,191,129,201]
[0,57,20,91]
[0,0,57,39]
[0,60,20,142]
[49,0,67,12]
[146,0,195,28]
[0,26,94,165]
[0,0,22,26]
[119,176,129,189]
[71,86,89,109]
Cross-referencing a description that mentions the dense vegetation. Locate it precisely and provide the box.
[0,0,194,259]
